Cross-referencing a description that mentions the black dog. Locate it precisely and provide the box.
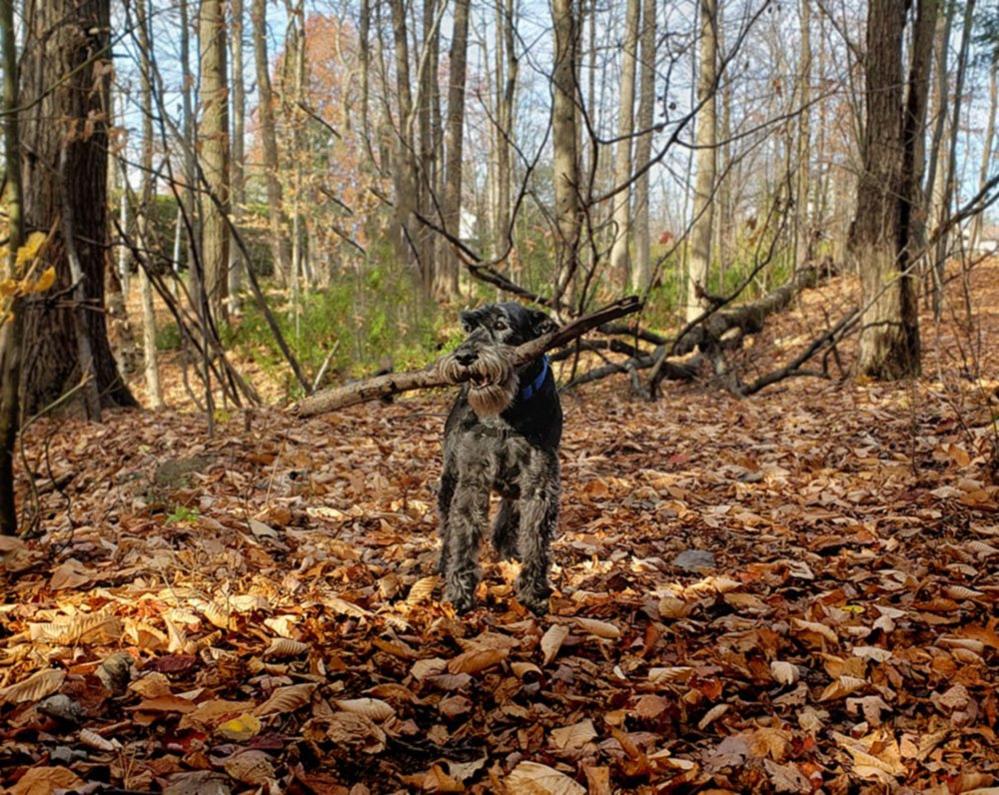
[436,302,562,614]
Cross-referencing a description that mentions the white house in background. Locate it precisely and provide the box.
[963,224,999,256]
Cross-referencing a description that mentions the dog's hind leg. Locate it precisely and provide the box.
[515,454,559,615]
[492,498,520,561]
[443,479,489,613]
[436,462,457,576]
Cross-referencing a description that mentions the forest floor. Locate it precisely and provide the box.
[3,262,999,794]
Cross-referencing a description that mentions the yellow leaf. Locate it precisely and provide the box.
[0,278,17,297]
[30,266,56,294]
[217,713,262,741]
[15,232,47,267]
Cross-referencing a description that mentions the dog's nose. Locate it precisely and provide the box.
[455,350,477,366]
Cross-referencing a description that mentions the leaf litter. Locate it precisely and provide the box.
[4,265,999,792]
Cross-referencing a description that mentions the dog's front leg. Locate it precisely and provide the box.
[443,480,488,613]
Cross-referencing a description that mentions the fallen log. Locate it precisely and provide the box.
[291,296,642,416]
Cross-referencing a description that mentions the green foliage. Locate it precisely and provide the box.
[165,505,200,525]
[155,320,183,351]
[223,258,444,399]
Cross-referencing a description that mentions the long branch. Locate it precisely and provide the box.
[290,296,641,416]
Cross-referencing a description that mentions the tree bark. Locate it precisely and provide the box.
[389,0,419,281]
[970,62,998,252]
[435,0,470,299]
[197,0,230,323]
[849,0,920,379]
[494,0,518,258]
[0,0,24,534]
[686,0,718,322]
[229,0,246,313]
[251,0,291,282]
[609,0,640,288]
[795,0,812,266]
[19,0,136,417]
[551,0,581,307]
[631,0,656,292]
[137,0,163,408]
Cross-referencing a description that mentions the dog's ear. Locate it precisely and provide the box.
[460,309,482,333]
[530,309,558,337]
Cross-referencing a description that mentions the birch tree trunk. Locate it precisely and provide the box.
[137,0,163,407]
[686,0,718,322]
[631,0,655,292]
[197,0,230,322]
[435,0,470,299]
[610,0,640,289]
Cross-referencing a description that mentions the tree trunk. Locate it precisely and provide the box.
[609,0,640,289]
[631,0,655,292]
[494,0,518,258]
[19,0,136,417]
[970,62,998,252]
[435,0,470,299]
[922,0,954,275]
[229,0,246,313]
[251,0,291,282]
[795,0,812,266]
[0,0,24,534]
[137,0,162,408]
[931,0,976,316]
[197,0,230,323]
[389,0,419,281]
[849,0,920,379]
[686,0,718,322]
[551,0,581,307]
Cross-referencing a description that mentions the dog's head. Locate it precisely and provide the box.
[438,302,557,416]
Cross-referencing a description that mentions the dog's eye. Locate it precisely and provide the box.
[494,319,508,331]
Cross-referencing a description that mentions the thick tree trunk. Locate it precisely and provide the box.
[435,0,470,299]
[19,0,136,417]
[551,0,581,306]
[686,0,718,322]
[494,0,518,258]
[197,0,230,323]
[922,0,954,277]
[251,0,291,282]
[631,0,655,292]
[137,0,162,408]
[610,0,640,288]
[849,0,920,379]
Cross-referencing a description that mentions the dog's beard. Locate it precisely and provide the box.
[439,345,518,416]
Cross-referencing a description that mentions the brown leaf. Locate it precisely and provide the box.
[506,761,585,795]
[540,624,570,666]
[223,749,274,786]
[253,683,318,717]
[447,647,507,675]
[550,718,597,751]
[334,697,395,721]
[0,668,65,705]
[10,766,85,795]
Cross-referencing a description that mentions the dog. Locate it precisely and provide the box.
[436,302,562,614]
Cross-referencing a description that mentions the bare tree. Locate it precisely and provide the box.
[137,0,163,407]
[631,0,656,292]
[198,0,231,321]
[436,0,471,299]
[552,0,581,307]
[609,0,640,288]
[229,0,247,313]
[687,0,718,322]
[252,0,291,282]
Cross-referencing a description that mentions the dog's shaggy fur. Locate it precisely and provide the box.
[436,302,562,614]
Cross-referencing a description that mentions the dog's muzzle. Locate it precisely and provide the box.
[438,344,518,416]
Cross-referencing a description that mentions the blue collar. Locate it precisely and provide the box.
[518,356,550,402]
